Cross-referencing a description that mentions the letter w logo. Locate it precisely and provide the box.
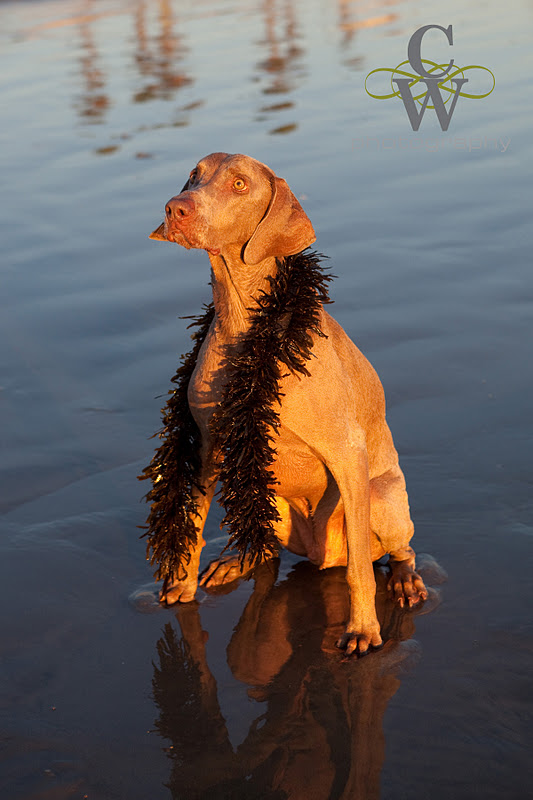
[393,75,469,131]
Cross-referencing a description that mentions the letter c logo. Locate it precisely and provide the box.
[407,24,454,79]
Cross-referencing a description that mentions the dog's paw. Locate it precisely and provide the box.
[387,560,428,608]
[336,625,383,657]
[160,577,198,605]
[199,554,254,589]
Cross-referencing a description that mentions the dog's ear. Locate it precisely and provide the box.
[243,177,316,265]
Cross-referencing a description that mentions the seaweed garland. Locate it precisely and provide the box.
[138,304,215,593]
[139,249,332,588]
[211,249,332,568]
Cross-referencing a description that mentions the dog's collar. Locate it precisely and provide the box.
[140,249,332,590]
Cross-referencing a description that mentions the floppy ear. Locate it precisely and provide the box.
[243,177,316,265]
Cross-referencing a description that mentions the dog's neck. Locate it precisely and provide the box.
[208,247,278,340]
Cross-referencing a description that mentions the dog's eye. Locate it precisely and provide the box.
[189,169,198,184]
[233,178,247,192]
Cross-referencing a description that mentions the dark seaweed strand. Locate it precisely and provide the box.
[272,248,332,376]
[138,304,215,594]
[211,248,332,568]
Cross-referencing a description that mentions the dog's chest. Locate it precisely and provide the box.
[189,349,328,504]
[271,426,329,502]
[187,324,327,497]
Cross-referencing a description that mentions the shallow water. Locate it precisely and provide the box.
[1,0,532,797]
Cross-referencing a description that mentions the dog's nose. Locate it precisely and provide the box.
[165,194,196,220]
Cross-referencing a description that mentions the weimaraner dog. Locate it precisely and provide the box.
[150,152,427,655]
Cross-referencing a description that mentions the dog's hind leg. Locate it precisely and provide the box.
[387,547,428,607]
[369,466,428,608]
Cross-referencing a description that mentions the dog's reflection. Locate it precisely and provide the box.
[152,560,438,800]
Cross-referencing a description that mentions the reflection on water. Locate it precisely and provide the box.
[132,0,192,104]
[255,0,304,134]
[7,0,401,142]
[75,1,110,121]
[337,0,401,43]
[74,0,193,123]
[152,561,439,799]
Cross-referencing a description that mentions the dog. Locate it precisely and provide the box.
[149,152,427,655]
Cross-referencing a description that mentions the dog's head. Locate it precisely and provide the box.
[150,153,315,264]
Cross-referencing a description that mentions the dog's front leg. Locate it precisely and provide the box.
[160,455,218,606]
[330,446,383,656]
